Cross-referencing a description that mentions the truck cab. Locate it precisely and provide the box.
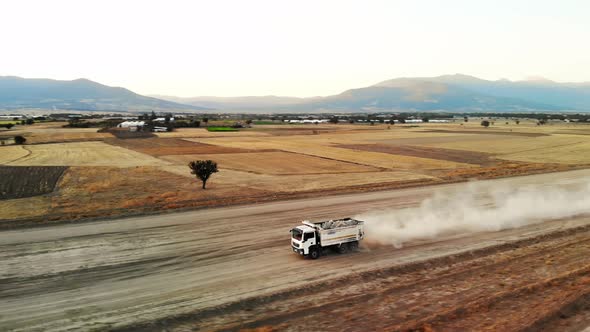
[291,218,364,259]
[290,225,319,259]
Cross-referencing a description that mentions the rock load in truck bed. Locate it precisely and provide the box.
[318,218,363,230]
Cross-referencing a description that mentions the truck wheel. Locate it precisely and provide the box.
[309,249,320,259]
[338,243,349,254]
[349,241,359,251]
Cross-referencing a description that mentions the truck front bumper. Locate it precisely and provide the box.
[292,246,304,255]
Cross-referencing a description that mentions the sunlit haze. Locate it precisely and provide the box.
[1,0,589,97]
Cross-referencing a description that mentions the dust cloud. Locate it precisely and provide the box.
[358,179,590,248]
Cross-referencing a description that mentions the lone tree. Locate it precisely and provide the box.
[14,135,26,144]
[481,120,490,128]
[188,160,218,189]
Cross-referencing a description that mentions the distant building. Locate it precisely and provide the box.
[0,115,26,120]
[288,119,328,124]
[117,121,145,131]
[154,117,174,122]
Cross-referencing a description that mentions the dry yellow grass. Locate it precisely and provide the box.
[154,128,270,138]
[0,146,30,164]
[416,134,590,155]
[23,132,115,144]
[0,195,51,220]
[5,141,169,167]
[499,140,590,164]
[160,151,380,174]
[164,166,435,192]
[185,137,473,170]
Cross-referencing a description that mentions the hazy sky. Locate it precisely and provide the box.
[1,0,589,97]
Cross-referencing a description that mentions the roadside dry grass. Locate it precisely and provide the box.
[0,166,273,223]
[165,166,437,192]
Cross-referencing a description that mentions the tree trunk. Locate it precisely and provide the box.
[202,180,207,189]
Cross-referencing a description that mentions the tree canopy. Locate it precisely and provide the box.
[188,160,219,189]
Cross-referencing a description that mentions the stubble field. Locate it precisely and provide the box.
[1,119,589,224]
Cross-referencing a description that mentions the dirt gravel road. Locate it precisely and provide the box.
[2,170,590,331]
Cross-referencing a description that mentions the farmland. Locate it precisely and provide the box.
[2,119,590,332]
[2,141,168,167]
[0,166,67,199]
[0,119,589,224]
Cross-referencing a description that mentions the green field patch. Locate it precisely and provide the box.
[206,127,239,132]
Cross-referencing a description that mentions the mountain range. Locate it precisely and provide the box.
[0,76,207,112]
[2,74,590,113]
[158,74,590,113]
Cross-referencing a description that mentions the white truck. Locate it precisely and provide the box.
[290,218,364,259]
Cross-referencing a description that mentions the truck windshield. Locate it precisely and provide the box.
[291,228,302,241]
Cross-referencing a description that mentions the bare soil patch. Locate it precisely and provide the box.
[337,144,495,165]
[105,138,262,156]
[0,166,67,200]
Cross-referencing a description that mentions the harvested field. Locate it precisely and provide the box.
[187,138,475,170]
[422,129,550,137]
[441,161,573,180]
[165,167,435,192]
[5,141,169,167]
[105,138,262,156]
[362,133,515,146]
[161,151,380,174]
[499,141,590,164]
[3,122,590,225]
[0,146,29,164]
[336,144,495,165]
[154,128,270,138]
[417,134,589,155]
[258,128,343,136]
[0,166,67,199]
[19,132,114,144]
